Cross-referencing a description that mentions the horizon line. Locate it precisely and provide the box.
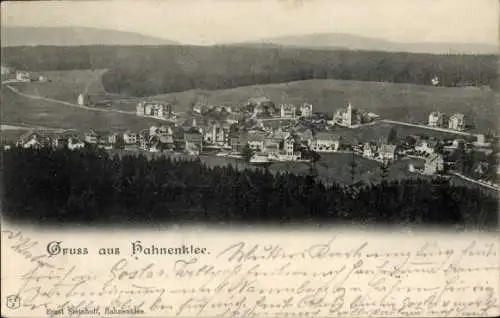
[1,25,498,47]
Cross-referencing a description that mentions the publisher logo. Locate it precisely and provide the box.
[6,294,21,310]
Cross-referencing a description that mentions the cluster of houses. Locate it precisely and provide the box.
[11,125,203,156]
[428,111,467,131]
[1,65,47,82]
[6,92,498,181]
[5,69,49,83]
[330,102,380,128]
[14,131,86,151]
[136,101,177,121]
[190,97,313,121]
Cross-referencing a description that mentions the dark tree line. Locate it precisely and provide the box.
[2,147,497,228]
[2,45,497,97]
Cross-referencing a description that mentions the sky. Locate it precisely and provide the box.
[1,0,498,45]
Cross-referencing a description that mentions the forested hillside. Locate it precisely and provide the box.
[2,147,497,228]
[2,45,497,97]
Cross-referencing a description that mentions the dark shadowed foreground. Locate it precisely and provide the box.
[2,147,498,229]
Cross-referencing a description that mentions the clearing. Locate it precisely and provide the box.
[1,83,168,132]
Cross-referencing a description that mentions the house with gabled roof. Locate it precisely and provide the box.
[363,142,378,159]
[415,140,438,155]
[424,154,444,175]
[247,133,266,151]
[123,130,138,145]
[16,131,45,149]
[84,130,99,144]
[184,131,203,155]
[448,113,466,131]
[428,111,447,127]
[378,144,397,162]
[310,132,340,152]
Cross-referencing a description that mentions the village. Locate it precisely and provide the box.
[5,73,499,190]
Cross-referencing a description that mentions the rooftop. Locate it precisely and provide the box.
[380,144,397,153]
[315,132,340,141]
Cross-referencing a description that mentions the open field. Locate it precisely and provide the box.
[1,84,167,132]
[10,69,141,110]
[330,121,477,145]
[151,79,498,132]
[11,69,108,103]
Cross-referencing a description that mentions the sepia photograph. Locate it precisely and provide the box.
[1,0,499,229]
[1,1,499,317]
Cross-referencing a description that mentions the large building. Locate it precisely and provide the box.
[448,113,466,131]
[424,154,444,175]
[310,132,340,152]
[15,71,31,82]
[333,102,363,127]
[280,104,297,118]
[299,103,313,118]
[136,101,174,120]
[428,112,447,127]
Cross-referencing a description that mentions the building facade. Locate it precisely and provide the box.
[428,112,447,127]
[448,113,466,131]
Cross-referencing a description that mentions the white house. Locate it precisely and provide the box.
[15,71,31,82]
[209,123,231,146]
[270,136,298,161]
[363,142,378,158]
[448,113,466,131]
[280,104,297,118]
[247,133,266,151]
[68,137,85,150]
[424,154,444,175]
[184,132,203,155]
[415,140,438,155]
[299,103,313,118]
[123,131,138,144]
[378,144,397,162]
[17,132,44,148]
[137,101,173,120]
[332,102,364,127]
[428,112,447,127]
[150,125,174,144]
[431,76,440,86]
[310,132,340,152]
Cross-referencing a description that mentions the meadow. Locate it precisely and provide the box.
[152,79,498,132]
[330,121,476,145]
[1,84,166,132]
[11,69,109,104]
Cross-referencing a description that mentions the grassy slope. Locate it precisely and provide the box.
[11,71,497,133]
[151,79,497,132]
[1,84,166,132]
[11,69,109,104]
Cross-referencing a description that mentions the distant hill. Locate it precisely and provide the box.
[1,26,180,47]
[228,33,499,55]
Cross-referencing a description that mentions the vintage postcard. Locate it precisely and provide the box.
[1,0,499,317]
